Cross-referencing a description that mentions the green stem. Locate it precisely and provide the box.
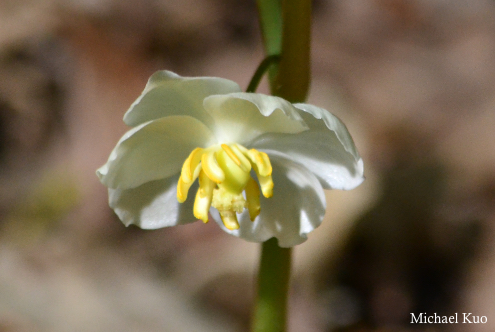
[256,0,283,56]
[274,0,312,102]
[246,55,281,93]
[256,0,283,90]
[251,1,311,331]
[252,238,292,332]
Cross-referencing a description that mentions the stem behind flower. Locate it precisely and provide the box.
[274,0,312,102]
[252,238,292,332]
[252,0,312,331]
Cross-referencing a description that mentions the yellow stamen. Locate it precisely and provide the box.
[201,150,225,183]
[247,149,272,176]
[181,147,203,182]
[221,144,241,166]
[198,168,215,198]
[221,144,251,173]
[245,178,261,221]
[193,171,214,223]
[177,177,190,203]
[232,143,249,154]
[178,148,204,202]
[257,174,274,198]
[219,210,240,230]
[177,143,274,228]
[177,164,201,203]
[229,144,252,173]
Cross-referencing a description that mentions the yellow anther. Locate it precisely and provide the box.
[177,177,190,203]
[219,210,240,230]
[247,149,272,177]
[177,143,275,229]
[258,174,274,198]
[221,144,251,173]
[181,148,203,183]
[177,166,201,203]
[232,143,249,154]
[201,150,225,183]
[193,171,214,223]
[193,190,210,223]
[198,168,215,198]
[178,148,204,202]
[245,178,261,221]
[229,144,251,172]
[221,144,241,166]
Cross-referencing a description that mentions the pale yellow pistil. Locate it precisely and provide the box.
[177,143,273,230]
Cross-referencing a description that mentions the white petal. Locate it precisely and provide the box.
[214,155,326,247]
[293,103,361,161]
[109,175,197,229]
[252,137,364,191]
[124,70,242,127]
[250,104,364,190]
[203,92,308,144]
[97,116,215,190]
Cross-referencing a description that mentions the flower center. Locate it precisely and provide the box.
[177,143,273,230]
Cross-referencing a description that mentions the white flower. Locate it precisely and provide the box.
[97,70,364,247]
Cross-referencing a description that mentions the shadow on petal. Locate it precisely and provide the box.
[109,174,197,229]
[252,130,364,190]
[216,156,326,247]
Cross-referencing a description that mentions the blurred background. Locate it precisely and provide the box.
[1,0,495,331]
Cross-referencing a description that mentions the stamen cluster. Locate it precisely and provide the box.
[177,143,273,230]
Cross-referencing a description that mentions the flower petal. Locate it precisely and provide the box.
[250,104,364,190]
[124,70,242,127]
[97,116,215,190]
[109,175,197,229]
[203,92,308,144]
[213,155,326,247]
[293,103,361,161]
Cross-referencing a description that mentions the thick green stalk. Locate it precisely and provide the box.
[252,238,292,332]
[251,1,312,332]
[274,0,312,102]
[256,0,283,56]
[255,0,283,90]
